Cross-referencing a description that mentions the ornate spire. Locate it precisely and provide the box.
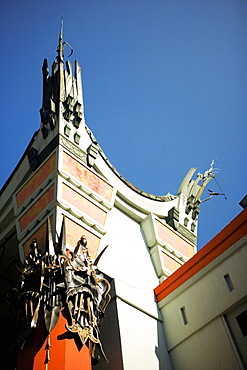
[39,21,85,141]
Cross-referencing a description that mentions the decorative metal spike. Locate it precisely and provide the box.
[58,216,66,255]
[94,245,109,266]
[46,218,55,256]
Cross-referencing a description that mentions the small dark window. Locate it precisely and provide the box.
[236,310,247,337]
[180,306,188,325]
[224,273,234,292]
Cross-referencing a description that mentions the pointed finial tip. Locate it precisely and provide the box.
[57,17,64,62]
[60,16,64,39]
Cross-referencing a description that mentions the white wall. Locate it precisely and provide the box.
[158,235,247,369]
[98,206,172,369]
[169,316,242,370]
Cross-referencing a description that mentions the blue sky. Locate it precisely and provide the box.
[0,0,246,249]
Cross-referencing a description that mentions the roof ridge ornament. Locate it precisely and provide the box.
[176,160,226,222]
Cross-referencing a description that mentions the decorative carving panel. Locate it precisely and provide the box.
[161,251,182,273]
[155,219,194,258]
[19,185,55,231]
[62,183,107,225]
[16,153,56,208]
[63,152,113,202]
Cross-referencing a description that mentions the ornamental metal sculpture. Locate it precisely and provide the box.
[60,236,110,361]
[12,218,110,365]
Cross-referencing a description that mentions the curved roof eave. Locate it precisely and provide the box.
[85,125,177,203]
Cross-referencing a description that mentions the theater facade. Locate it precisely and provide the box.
[0,30,246,370]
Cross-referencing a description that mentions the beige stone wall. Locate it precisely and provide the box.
[158,235,247,369]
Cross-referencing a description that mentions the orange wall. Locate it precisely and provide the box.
[17,310,92,370]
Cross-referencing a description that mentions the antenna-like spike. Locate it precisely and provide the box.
[57,17,64,63]
[58,216,67,255]
[94,245,109,266]
[60,16,63,40]
[214,176,227,199]
[46,218,55,256]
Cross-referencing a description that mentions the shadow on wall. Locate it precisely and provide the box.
[96,278,124,370]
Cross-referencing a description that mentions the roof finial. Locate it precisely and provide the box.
[56,17,73,62]
[60,16,64,39]
[57,17,64,63]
